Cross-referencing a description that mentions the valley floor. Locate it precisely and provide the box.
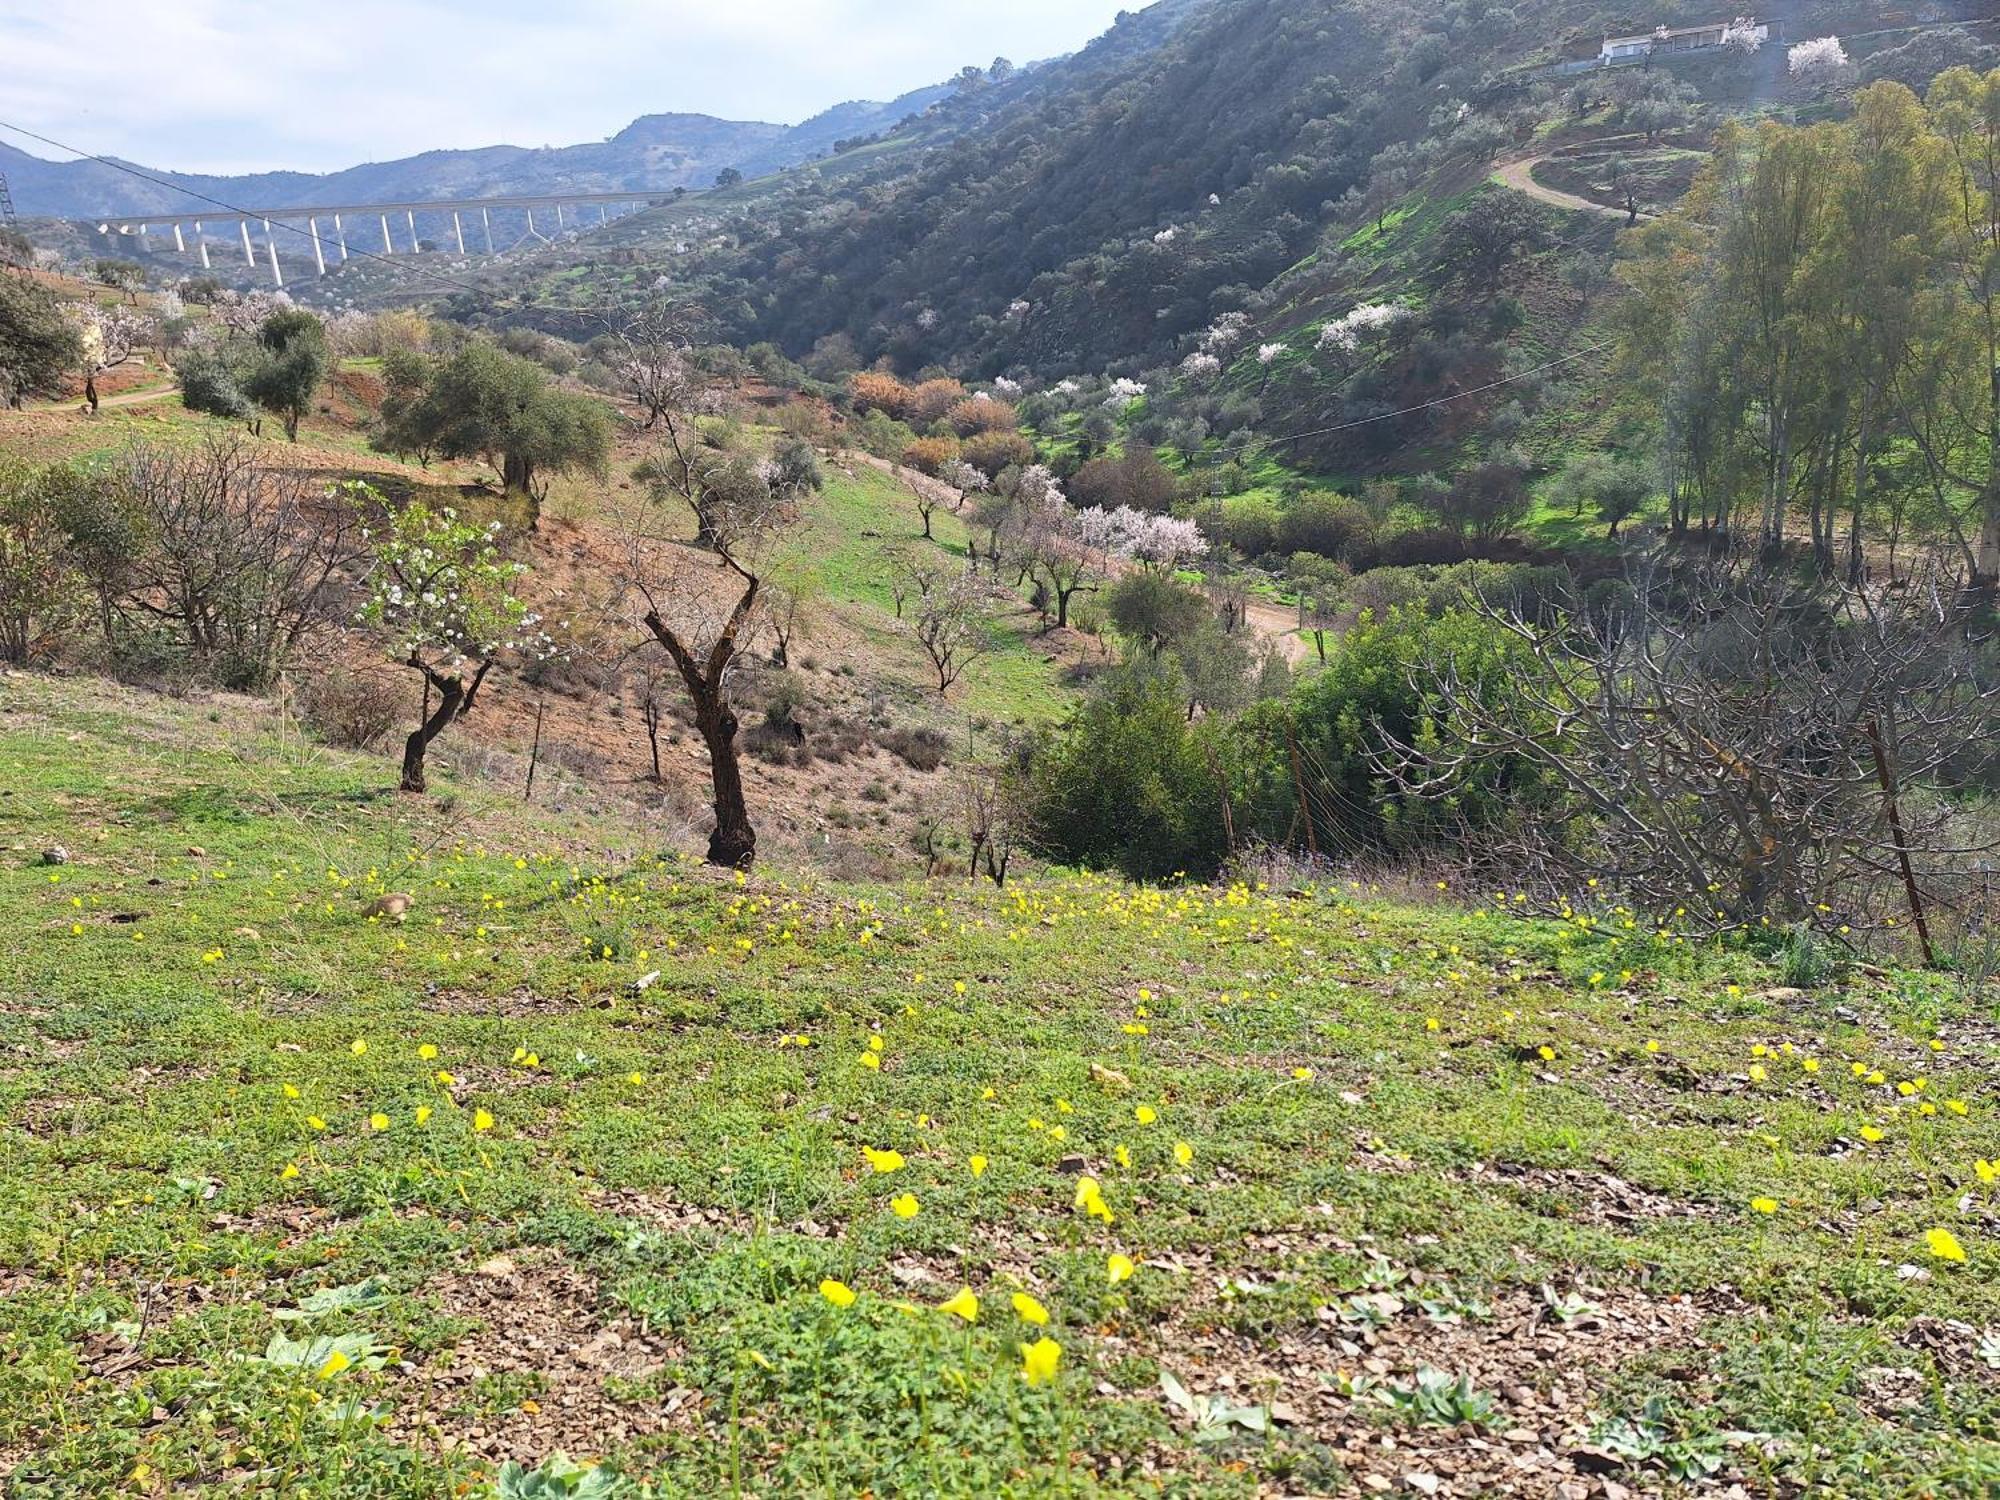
[1,674,1997,1497]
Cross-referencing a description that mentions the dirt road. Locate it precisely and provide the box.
[1492,157,1648,222]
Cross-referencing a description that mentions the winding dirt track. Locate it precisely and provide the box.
[1492,157,1649,222]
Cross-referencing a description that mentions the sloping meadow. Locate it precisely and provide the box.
[0,675,1996,1496]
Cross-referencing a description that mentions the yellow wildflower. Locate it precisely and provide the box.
[1927,1228,1968,1264]
[1020,1336,1062,1386]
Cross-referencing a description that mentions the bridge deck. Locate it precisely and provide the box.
[102,189,677,228]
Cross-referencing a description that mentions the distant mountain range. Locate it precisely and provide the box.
[0,82,957,219]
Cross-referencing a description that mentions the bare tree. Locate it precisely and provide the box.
[1376,558,2000,957]
[622,401,815,869]
[958,759,1026,885]
[634,659,676,784]
[895,555,993,697]
[764,558,821,669]
[114,436,366,690]
[609,299,703,429]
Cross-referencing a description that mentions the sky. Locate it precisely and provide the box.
[0,0,1140,175]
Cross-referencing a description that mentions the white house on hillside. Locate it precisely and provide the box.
[1601,17,1769,63]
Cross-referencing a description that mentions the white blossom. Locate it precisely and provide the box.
[1006,299,1032,318]
[1317,301,1410,354]
[938,459,989,495]
[991,376,1023,398]
[1104,377,1147,406]
[1153,227,1178,245]
[916,308,940,331]
[1016,464,1066,509]
[1179,352,1223,382]
[1257,343,1287,365]
[1076,506,1209,571]
[1788,36,1848,78]
[1720,18,1764,52]
[1199,311,1251,355]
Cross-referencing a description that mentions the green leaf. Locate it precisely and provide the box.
[271,1277,390,1321]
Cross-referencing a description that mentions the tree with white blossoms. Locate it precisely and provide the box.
[1104,377,1148,407]
[358,503,544,794]
[72,303,154,413]
[888,551,994,695]
[1199,312,1252,356]
[1317,301,1409,356]
[909,459,985,541]
[1180,352,1223,383]
[1256,342,1287,393]
[1013,467,1101,630]
[1788,36,1848,81]
[1720,19,1763,53]
[1077,505,1209,572]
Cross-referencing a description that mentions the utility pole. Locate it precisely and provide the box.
[0,172,17,227]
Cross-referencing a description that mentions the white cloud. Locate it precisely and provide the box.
[0,0,1139,174]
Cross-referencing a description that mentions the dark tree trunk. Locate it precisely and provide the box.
[399,657,487,794]
[644,589,761,872]
[698,701,755,869]
[400,676,463,793]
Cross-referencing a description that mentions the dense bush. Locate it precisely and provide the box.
[1026,607,1550,881]
[1025,662,1237,881]
[1277,492,1376,561]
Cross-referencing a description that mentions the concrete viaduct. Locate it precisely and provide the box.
[94,190,674,287]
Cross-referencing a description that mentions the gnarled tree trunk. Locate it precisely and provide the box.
[400,656,490,794]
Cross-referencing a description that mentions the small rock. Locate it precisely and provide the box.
[41,846,68,866]
[475,1255,517,1278]
[1402,1473,1440,1496]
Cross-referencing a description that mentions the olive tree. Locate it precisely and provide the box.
[372,339,612,526]
[0,274,84,409]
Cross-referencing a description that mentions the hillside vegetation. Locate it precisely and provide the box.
[4,7,2000,1495]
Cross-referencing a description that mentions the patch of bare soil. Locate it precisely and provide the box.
[1135,1282,1747,1498]
[393,1247,694,1464]
[1461,1162,1725,1230]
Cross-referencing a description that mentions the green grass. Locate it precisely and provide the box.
[2,674,1998,1497]
[806,463,1072,726]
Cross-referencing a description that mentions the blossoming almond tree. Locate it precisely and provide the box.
[358,503,542,794]
[1787,36,1848,81]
